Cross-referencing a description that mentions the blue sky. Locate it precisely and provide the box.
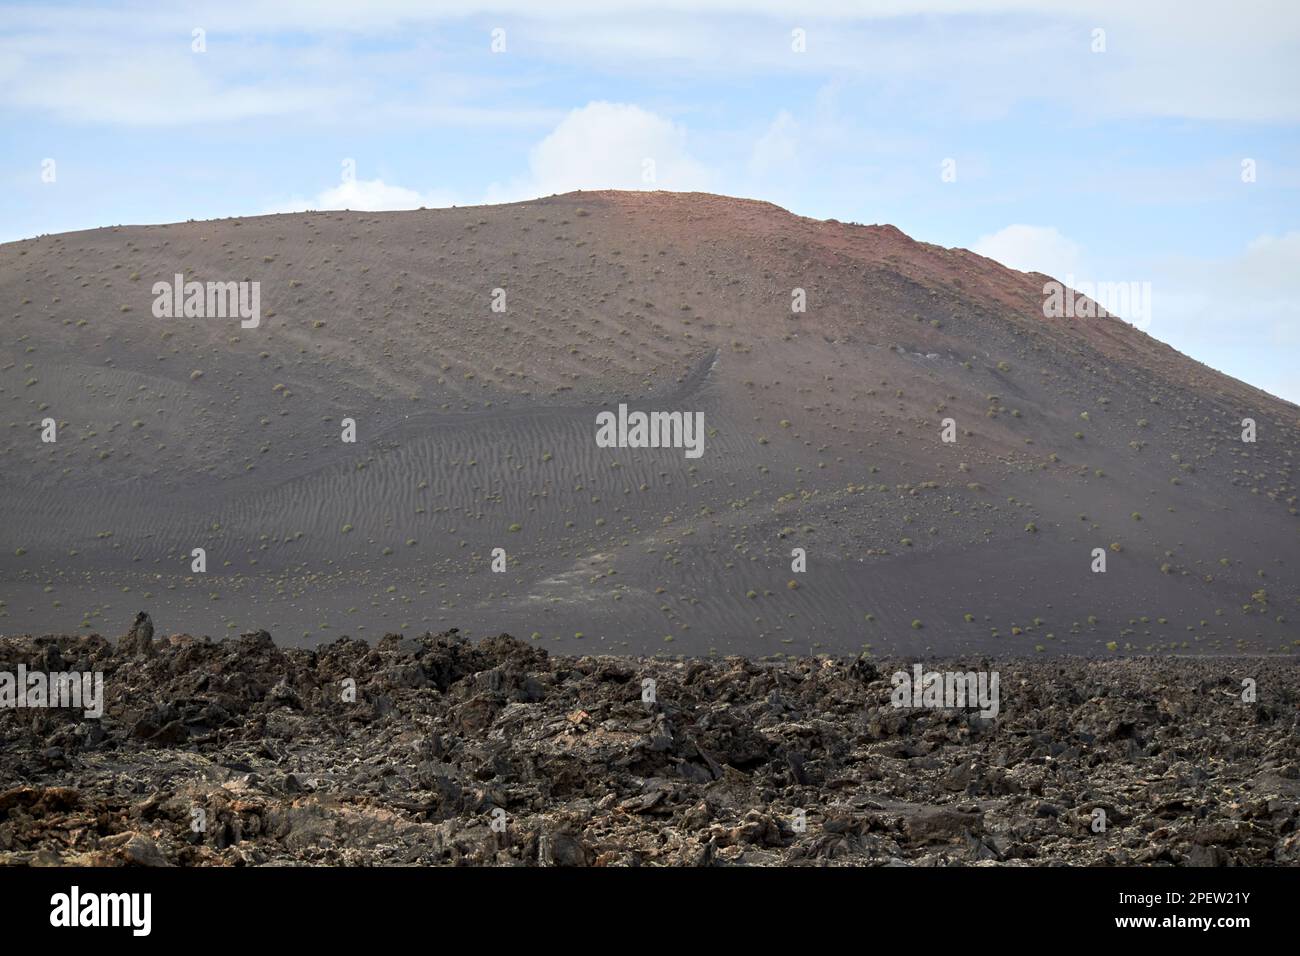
[3,1,1298,401]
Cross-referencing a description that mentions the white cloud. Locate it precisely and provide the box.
[486,101,711,201]
[972,224,1084,279]
[267,101,710,211]
[266,178,457,213]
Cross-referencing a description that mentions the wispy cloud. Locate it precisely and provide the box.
[5,2,1300,126]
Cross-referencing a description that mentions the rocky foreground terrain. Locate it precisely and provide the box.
[1,621,1298,866]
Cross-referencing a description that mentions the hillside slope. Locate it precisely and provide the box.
[1,191,1296,654]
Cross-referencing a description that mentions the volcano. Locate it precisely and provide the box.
[1,191,1295,656]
